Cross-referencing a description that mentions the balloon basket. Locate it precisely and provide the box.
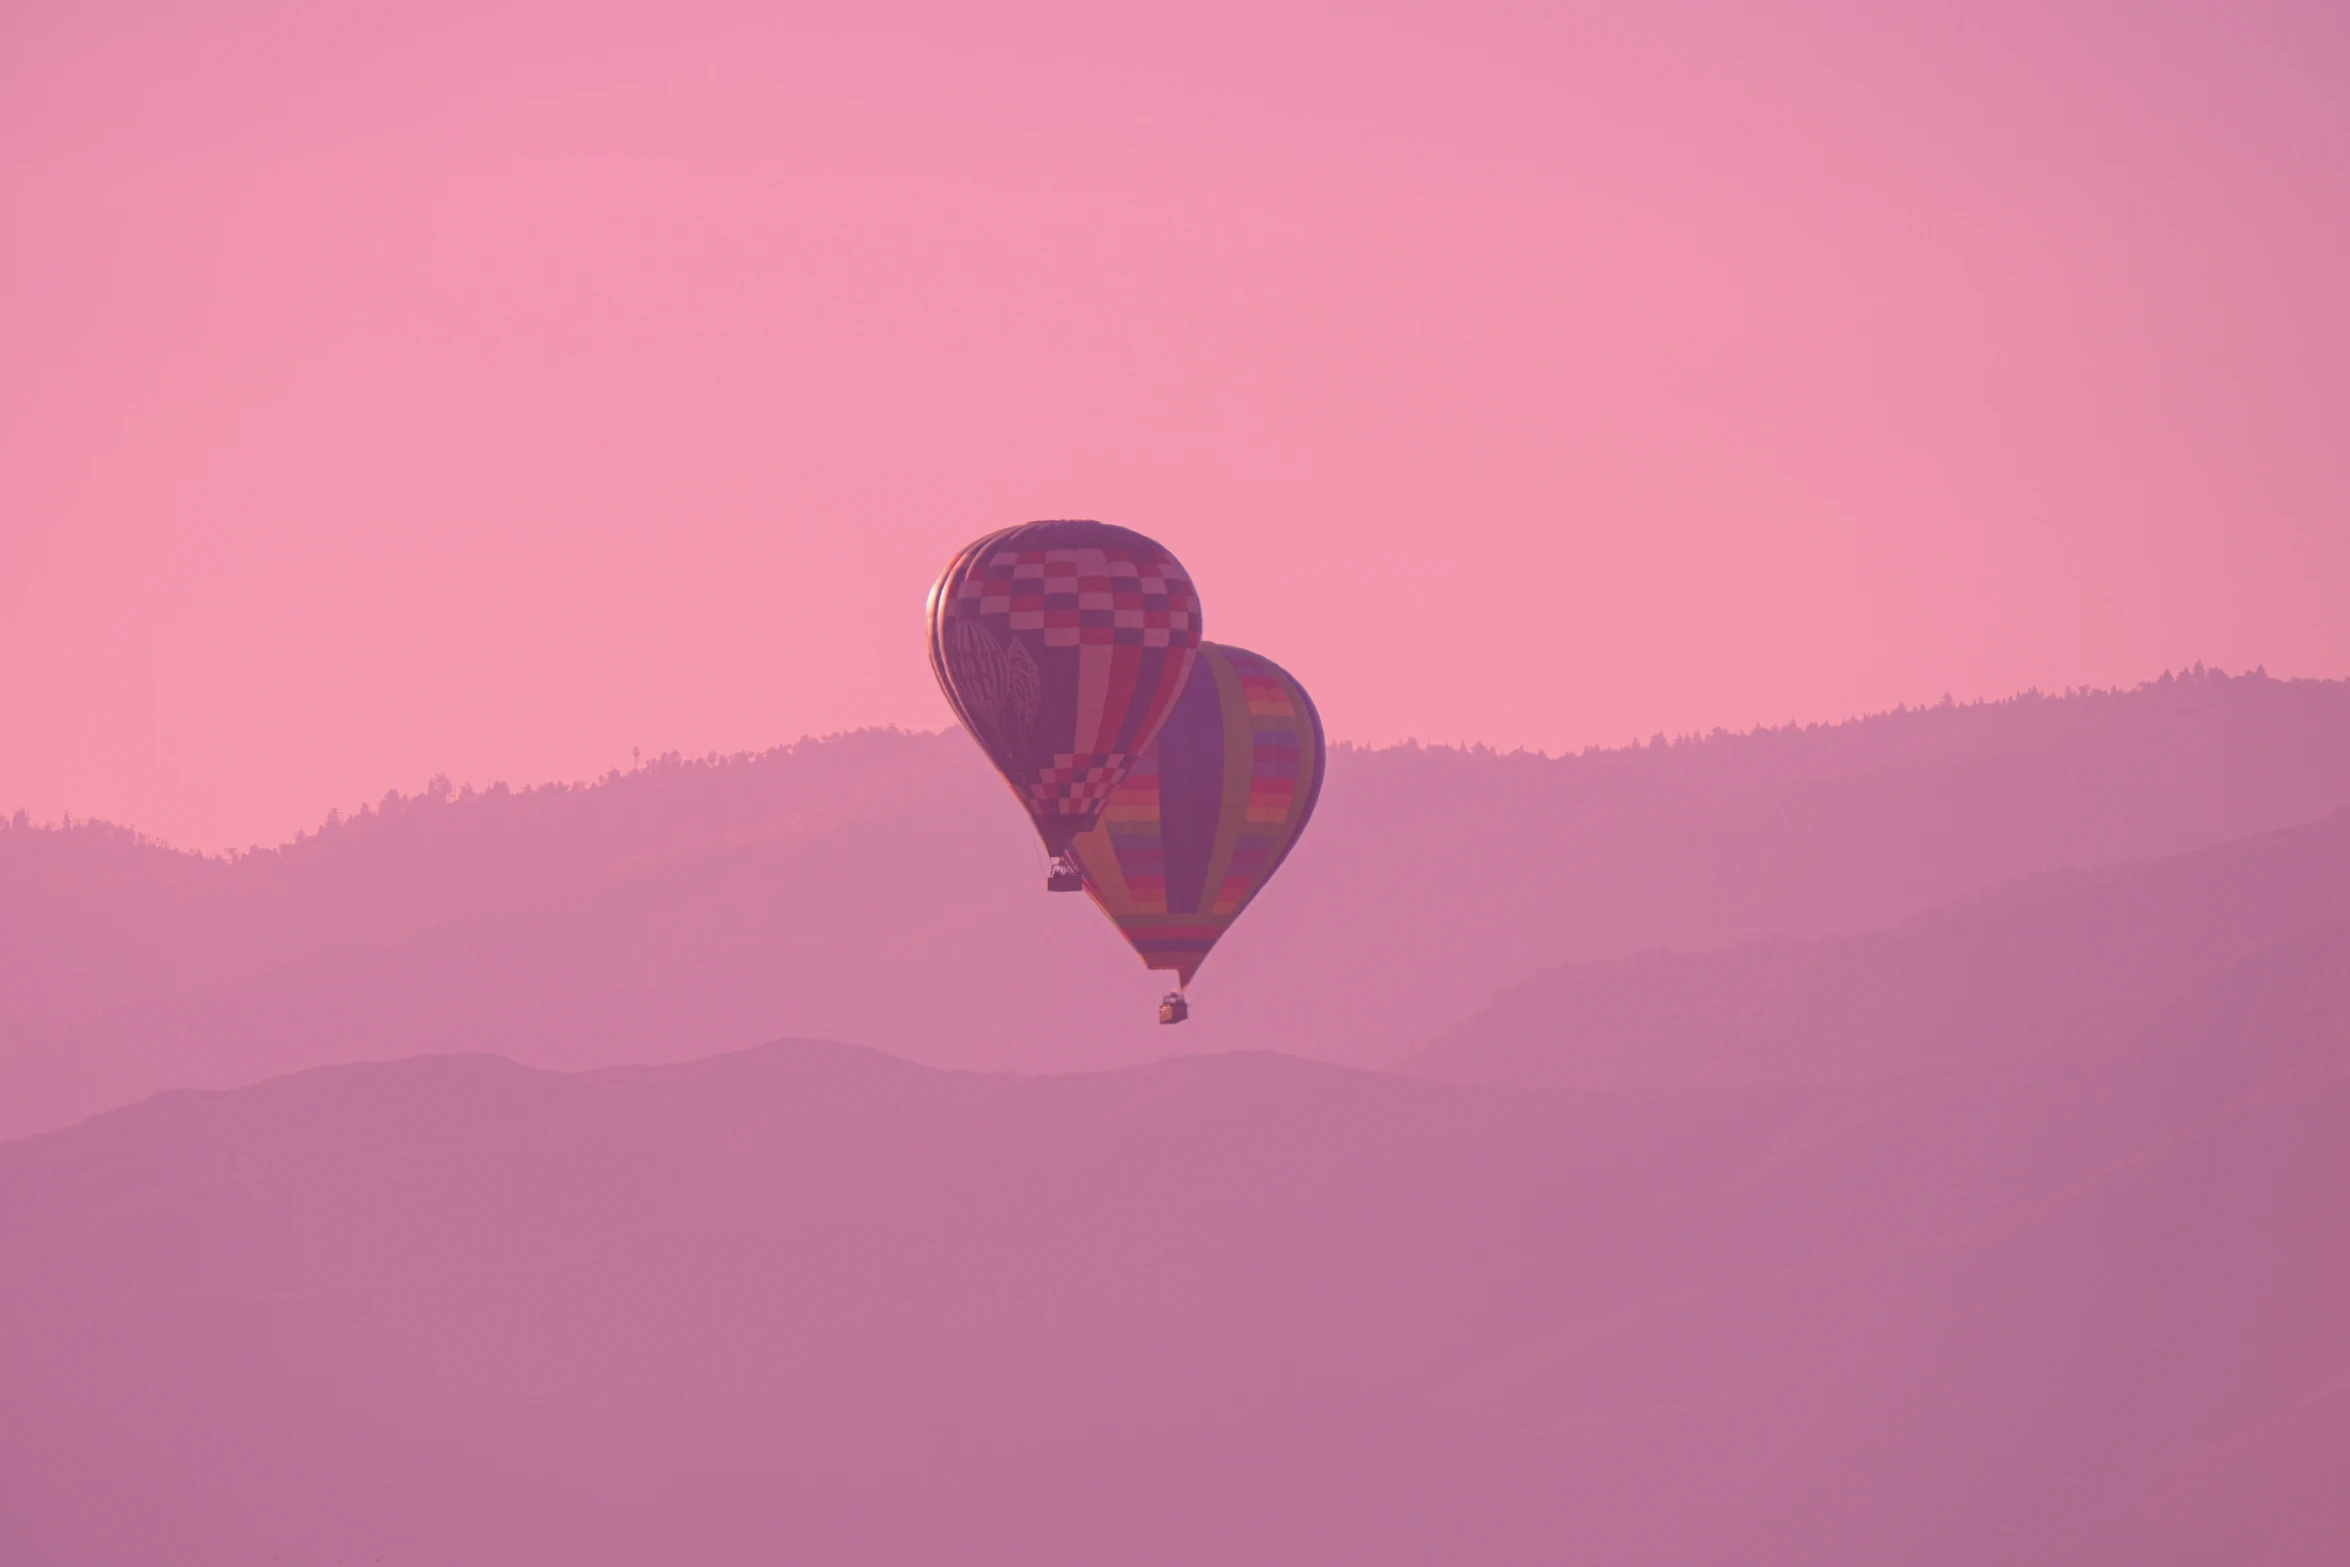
[1158,992,1189,1025]
[1046,855,1085,893]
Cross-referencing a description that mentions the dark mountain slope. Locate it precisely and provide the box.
[5,922,2347,1564]
[1404,807,2350,1092]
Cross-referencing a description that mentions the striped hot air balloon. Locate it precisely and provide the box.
[1069,642,1325,1020]
[927,521,1203,889]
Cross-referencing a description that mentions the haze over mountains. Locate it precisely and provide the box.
[5,927,2345,1562]
[7,666,2350,1139]
[7,664,2350,1561]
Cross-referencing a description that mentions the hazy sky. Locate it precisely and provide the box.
[6,0,2345,850]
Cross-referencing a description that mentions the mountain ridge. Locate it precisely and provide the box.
[8,666,2350,1139]
[1404,808,2350,1093]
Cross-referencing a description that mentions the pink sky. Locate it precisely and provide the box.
[5,0,2345,851]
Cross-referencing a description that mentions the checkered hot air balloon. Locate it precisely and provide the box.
[1069,642,1326,1021]
[927,521,1203,890]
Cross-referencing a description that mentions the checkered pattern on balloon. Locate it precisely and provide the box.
[934,533,1202,849]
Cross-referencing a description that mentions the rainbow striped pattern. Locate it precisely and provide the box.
[1070,642,1325,986]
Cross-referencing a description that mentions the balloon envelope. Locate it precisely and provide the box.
[1071,642,1325,986]
[928,521,1202,855]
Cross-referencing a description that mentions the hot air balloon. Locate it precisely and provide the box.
[928,521,1203,890]
[1069,641,1325,1022]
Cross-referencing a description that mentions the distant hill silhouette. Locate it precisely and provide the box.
[7,666,2350,1137]
[0,728,971,1030]
[5,919,2345,1563]
[1403,806,2350,1091]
